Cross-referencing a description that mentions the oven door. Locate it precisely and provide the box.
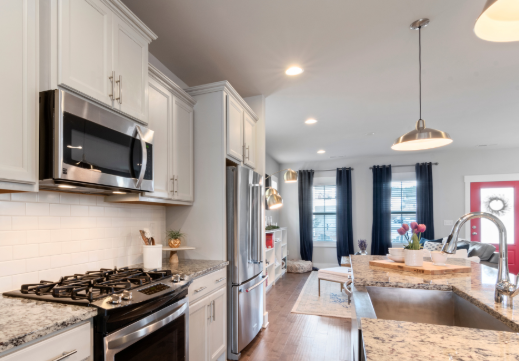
[55,89,154,192]
[104,297,188,361]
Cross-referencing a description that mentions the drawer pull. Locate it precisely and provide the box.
[194,286,207,293]
[215,277,226,283]
[52,350,77,361]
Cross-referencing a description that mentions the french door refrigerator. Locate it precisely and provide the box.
[226,165,266,360]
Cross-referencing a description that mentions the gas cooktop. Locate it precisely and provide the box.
[3,267,191,309]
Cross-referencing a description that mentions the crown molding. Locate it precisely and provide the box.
[102,0,158,43]
[148,64,196,107]
[185,81,259,121]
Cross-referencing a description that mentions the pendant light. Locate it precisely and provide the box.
[392,19,453,151]
[475,0,519,42]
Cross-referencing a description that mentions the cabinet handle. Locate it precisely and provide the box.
[207,304,212,321]
[212,300,216,321]
[109,71,115,100]
[215,277,226,283]
[194,286,207,293]
[116,75,122,104]
[170,177,175,193]
[246,146,250,160]
[175,176,178,194]
[51,350,77,361]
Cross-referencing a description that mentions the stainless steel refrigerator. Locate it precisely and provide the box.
[226,165,266,360]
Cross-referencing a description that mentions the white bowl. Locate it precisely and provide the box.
[431,251,448,265]
[387,254,405,263]
[388,248,405,257]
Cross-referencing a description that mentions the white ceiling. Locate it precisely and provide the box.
[123,0,519,164]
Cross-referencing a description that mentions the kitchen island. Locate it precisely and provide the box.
[351,255,519,361]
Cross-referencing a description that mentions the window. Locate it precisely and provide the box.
[312,185,336,242]
[391,180,417,243]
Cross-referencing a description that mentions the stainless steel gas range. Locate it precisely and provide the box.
[4,267,191,361]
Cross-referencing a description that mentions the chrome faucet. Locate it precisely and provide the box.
[442,212,519,306]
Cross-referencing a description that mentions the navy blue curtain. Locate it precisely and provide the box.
[336,168,354,264]
[371,165,392,255]
[416,162,435,239]
[298,170,314,261]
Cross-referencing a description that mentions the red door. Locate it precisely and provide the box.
[470,181,519,274]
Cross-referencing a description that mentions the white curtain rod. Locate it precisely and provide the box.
[369,162,438,170]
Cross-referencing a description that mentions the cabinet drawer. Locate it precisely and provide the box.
[189,268,227,303]
[1,322,91,361]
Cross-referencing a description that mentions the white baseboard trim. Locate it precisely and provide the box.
[313,262,338,269]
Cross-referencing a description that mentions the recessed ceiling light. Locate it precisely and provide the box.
[367,132,375,136]
[317,150,326,154]
[113,191,127,194]
[305,119,317,124]
[286,66,303,76]
[58,185,76,189]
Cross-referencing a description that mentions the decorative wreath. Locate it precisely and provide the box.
[484,195,510,217]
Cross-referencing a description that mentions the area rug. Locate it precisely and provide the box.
[291,271,351,318]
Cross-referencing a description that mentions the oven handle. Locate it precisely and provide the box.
[135,125,147,188]
[107,302,187,350]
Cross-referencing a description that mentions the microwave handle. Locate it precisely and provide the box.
[135,125,147,188]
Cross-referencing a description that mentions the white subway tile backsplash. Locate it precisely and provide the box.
[11,193,38,203]
[0,193,165,292]
[26,202,50,216]
[12,216,38,230]
[50,204,71,216]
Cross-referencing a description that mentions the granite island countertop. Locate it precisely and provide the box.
[0,295,97,353]
[135,259,229,279]
[351,255,519,361]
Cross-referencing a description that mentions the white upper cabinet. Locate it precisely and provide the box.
[0,0,38,192]
[112,14,149,121]
[243,112,256,169]
[226,95,244,162]
[41,0,156,124]
[58,0,113,106]
[172,98,194,202]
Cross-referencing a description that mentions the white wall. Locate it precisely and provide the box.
[265,153,281,225]
[0,191,166,293]
[279,147,519,266]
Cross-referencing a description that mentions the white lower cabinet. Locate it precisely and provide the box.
[0,322,91,361]
[189,269,227,361]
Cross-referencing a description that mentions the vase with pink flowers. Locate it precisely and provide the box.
[397,222,427,267]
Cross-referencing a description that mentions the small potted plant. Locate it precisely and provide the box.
[167,229,185,248]
[358,239,368,255]
[397,222,426,267]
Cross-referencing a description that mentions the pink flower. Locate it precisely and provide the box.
[410,222,418,230]
[417,224,426,233]
[397,228,406,236]
[402,224,409,232]
[413,228,419,234]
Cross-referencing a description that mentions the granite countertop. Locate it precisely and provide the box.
[135,259,229,279]
[361,318,519,361]
[0,295,97,353]
[352,255,519,360]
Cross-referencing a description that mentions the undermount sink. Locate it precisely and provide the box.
[366,286,514,332]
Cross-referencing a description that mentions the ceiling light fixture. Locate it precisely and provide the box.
[58,185,76,189]
[264,169,299,209]
[317,150,326,154]
[286,66,303,76]
[475,0,519,42]
[392,19,453,151]
[113,191,127,194]
[305,119,318,124]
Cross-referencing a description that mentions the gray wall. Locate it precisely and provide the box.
[278,147,519,267]
[265,153,281,225]
[149,53,189,89]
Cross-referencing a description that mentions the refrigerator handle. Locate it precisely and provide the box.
[250,184,262,264]
[257,184,263,263]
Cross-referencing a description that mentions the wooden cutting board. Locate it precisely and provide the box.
[369,260,471,275]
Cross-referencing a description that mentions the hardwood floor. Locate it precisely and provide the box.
[239,272,351,361]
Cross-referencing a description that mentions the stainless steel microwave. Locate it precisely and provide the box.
[39,89,154,194]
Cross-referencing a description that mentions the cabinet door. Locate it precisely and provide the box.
[243,112,256,169]
[144,78,173,200]
[59,0,113,106]
[226,95,244,162]
[189,295,211,361]
[112,15,148,123]
[0,0,38,186]
[172,98,194,202]
[209,287,227,361]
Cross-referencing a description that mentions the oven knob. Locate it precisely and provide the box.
[110,294,122,304]
[122,290,132,300]
[172,274,181,283]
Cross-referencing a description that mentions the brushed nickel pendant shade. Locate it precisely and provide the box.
[284,168,298,183]
[392,19,453,151]
[475,0,519,42]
